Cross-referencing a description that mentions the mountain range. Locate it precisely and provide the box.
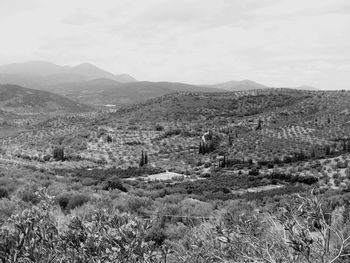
[0,61,317,107]
[0,61,136,83]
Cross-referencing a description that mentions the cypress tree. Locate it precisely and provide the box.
[53,146,64,161]
[204,143,209,154]
[209,142,214,152]
[145,152,148,165]
[139,151,144,167]
[222,156,226,168]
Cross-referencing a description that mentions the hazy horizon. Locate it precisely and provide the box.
[1,0,349,89]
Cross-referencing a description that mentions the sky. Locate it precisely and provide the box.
[0,0,349,89]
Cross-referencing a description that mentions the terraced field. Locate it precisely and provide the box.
[1,89,350,181]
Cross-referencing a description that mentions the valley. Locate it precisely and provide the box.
[1,74,350,263]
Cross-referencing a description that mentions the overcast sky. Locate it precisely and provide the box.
[0,0,349,89]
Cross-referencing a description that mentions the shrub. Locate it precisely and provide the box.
[334,178,341,187]
[248,169,260,176]
[333,173,340,179]
[103,176,127,192]
[164,129,181,137]
[20,189,40,204]
[0,199,16,220]
[155,124,164,131]
[267,163,274,169]
[43,155,51,162]
[55,193,90,211]
[201,173,211,178]
[145,227,167,246]
[113,195,152,215]
[336,162,348,169]
[66,194,90,210]
[55,193,72,210]
[0,191,160,262]
[346,168,350,179]
[0,187,9,199]
[53,146,64,161]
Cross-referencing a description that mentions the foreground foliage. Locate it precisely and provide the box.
[1,189,350,262]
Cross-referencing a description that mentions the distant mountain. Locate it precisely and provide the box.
[210,79,317,92]
[0,61,136,84]
[53,80,225,106]
[0,84,92,115]
[0,61,318,107]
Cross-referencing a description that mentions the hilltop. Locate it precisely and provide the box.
[114,88,313,122]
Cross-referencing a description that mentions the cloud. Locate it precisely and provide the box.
[0,0,42,19]
[61,9,101,26]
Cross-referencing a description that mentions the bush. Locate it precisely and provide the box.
[145,227,167,246]
[103,176,127,192]
[0,192,160,262]
[0,187,9,199]
[66,194,90,210]
[267,163,274,169]
[334,178,341,187]
[55,193,71,210]
[333,173,340,179]
[155,124,164,131]
[55,193,90,211]
[164,129,181,137]
[346,168,350,179]
[0,199,16,220]
[20,189,40,204]
[43,155,51,162]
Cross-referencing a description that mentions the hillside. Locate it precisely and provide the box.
[0,109,16,121]
[0,84,92,115]
[110,89,317,129]
[3,88,350,178]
